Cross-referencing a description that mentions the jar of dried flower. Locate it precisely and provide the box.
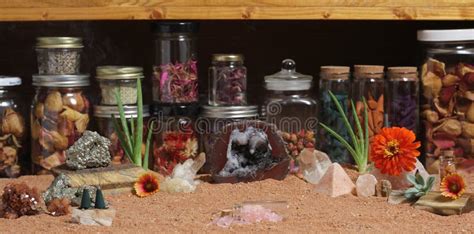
[31,74,90,174]
[152,104,199,175]
[319,66,352,164]
[96,66,144,105]
[35,37,83,75]
[94,105,150,165]
[209,54,247,105]
[0,76,26,178]
[353,65,385,143]
[152,22,199,104]
[439,150,456,181]
[417,29,474,173]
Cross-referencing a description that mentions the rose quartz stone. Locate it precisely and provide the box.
[356,174,378,197]
[314,163,355,197]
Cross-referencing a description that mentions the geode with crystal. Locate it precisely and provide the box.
[66,131,111,170]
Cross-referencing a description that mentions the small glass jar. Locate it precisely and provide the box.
[35,37,83,75]
[353,65,385,143]
[418,29,474,172]
[198,105,258,172]
[152,104,199,175]
[263,59,318,160]
[94,105,150,165]
[209,54,247,105]
[319,66,352,164]
[439,150,456,181]
[31,74,90,174]
[0,77,26,178]
[96,66,144,105]
[386,67,419,134]
[152,22,199,104]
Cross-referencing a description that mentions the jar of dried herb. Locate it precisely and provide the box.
[417,29,474,173]
[31,74,90,174]
[94,105,150,165]
[319,66,352,164]
[353,65,385,143]
[153,22,199,104]
[152,104,199,175]
[96,66,144,105]
[35,37,83,75]
[439,150,456,182]
[209,54,247,105]
[0,76,26,178]
[386,67,419,134]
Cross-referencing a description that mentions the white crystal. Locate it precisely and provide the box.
[71,208,116,226]
[314,163,355,197]
[161,153,205,193]
[297,149,332,184]
[356,174,378,197]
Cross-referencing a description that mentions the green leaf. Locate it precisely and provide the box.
[406,174,417,186]
[114,89,132,152]
[133,77,144,167]
[363,99,369,169]
[143,121,154,170]
[426,176,435,191]
[319,122,360,166]
[111,116,133,161]
[130,116,135,146]
[415,173,425,187]
[404,187,419,199]
[415,192,426,197]
[414,183,423,190]
[351,99,364,153]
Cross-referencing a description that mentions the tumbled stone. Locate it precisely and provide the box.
[376,179,392,197]
[314,163,355,197]
[297,149,332,184]
[66,131,111,170]
[71,207,116,226]
[356,174,378,197]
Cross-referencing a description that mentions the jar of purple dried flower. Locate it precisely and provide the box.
[209,54,247,106]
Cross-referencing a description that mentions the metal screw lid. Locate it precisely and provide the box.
[36,37,84,49]
[201,105,258,119]
[96,66,144,80]
[212,54,244,62]
[32,74,90,87]
[94,105,150,118]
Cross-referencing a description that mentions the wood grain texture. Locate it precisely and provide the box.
[0,0,474,21]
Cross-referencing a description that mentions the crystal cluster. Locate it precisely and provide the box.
[1,182,40,219]
[66,131,111,170]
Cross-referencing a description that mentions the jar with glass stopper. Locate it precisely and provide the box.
[208,54,247,105]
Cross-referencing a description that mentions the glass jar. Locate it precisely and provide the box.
[94,105,150,165]
[35,37,83,75]
[417,29,474,172]
[319,66,352,164]
[263,59,318,163]
[152,104,199,175]
[439,150,456,181]
[386,67,419,134]
[152,22,198,104]
[208,54,247,105]
[31,74,90,174]
[96,66,144,105]
[0,77,26,178]
[198,105,258,172]
[353,65,385,143]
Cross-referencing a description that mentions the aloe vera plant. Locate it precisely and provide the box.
[319,91,369,173]
[112,77,154,169]
[404,172,435,200]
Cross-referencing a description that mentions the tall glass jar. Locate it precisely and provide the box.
[439,150,456,181]
[94,105,150,165]
[319,66,352,164]
[418,29,474,173]
[31,74,90,174]
[0,77,26,178]
[35,37,83,75]
[152,22,198,104]
[208,54,247,105]
[96,66,144,105]
[386,67,419,134]
[264,59,318,169]
[152,104,199,175]
[353,65,385,143]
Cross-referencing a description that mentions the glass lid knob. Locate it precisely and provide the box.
[281,59,296,70]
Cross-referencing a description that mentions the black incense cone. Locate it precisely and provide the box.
[94,188,107,209]
[79,188,91,209]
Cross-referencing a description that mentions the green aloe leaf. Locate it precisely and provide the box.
[111,116,133,161]
[351,99,364,155]
[319,122,360,165]
[114,89,132,152]
[143,121,154,170]
[133,77,144,167]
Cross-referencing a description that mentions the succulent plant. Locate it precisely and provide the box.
[403,172,435,200]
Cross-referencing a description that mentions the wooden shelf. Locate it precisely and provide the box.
[0,0,473,21]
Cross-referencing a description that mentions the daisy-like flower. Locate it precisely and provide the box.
[134,173,159,197]
[440,173,466,200]
[371,127,421,176]
[183,138,198,158]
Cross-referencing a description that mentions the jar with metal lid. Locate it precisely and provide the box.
[94,105,150,165]
[439,150,456,182]
[198,105,259,172]
[417,29,474,172]
[319,66,352,163]
[263,59,317,161]
[209,54,247,105]
[0,76,26,178]
[31,74,90,174]
[96,66,144,105]
[152,22,198,104]
[386,67,419,134]
[35,37,83,75]
[152,104,199,175]
[353,65,385,143]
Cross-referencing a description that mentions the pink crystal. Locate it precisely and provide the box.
[212,204,283,228]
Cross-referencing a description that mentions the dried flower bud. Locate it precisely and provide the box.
[62,92,85,113]
[1,108,25,138]
[422,110,439,123]
[434,119,462,137]
[34,103,44,119]
[422,71,443,99]
[467,103,474,123]
[44,91,64,113]
[462,121,474,138]
[75,114,89,133]
[442,74,460,87]
[31,119,41,140]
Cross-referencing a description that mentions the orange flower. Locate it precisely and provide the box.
[134,173,159,197]
[440,173,466,200]
[371,127,421,176]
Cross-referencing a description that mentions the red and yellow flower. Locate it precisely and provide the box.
[134,173,159,197]
[440,173,466,200]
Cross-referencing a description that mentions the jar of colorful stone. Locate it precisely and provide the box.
[35,37,83,75]
[386,67,419,134]
[353,65,385,143]
[319,66,352,164]
[209,54,247,105]
[96,66,144,105]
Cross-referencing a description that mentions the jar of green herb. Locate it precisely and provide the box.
[96,66,144,105]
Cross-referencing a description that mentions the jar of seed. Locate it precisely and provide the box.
[35,37,83,75]
[96,66,144,105]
